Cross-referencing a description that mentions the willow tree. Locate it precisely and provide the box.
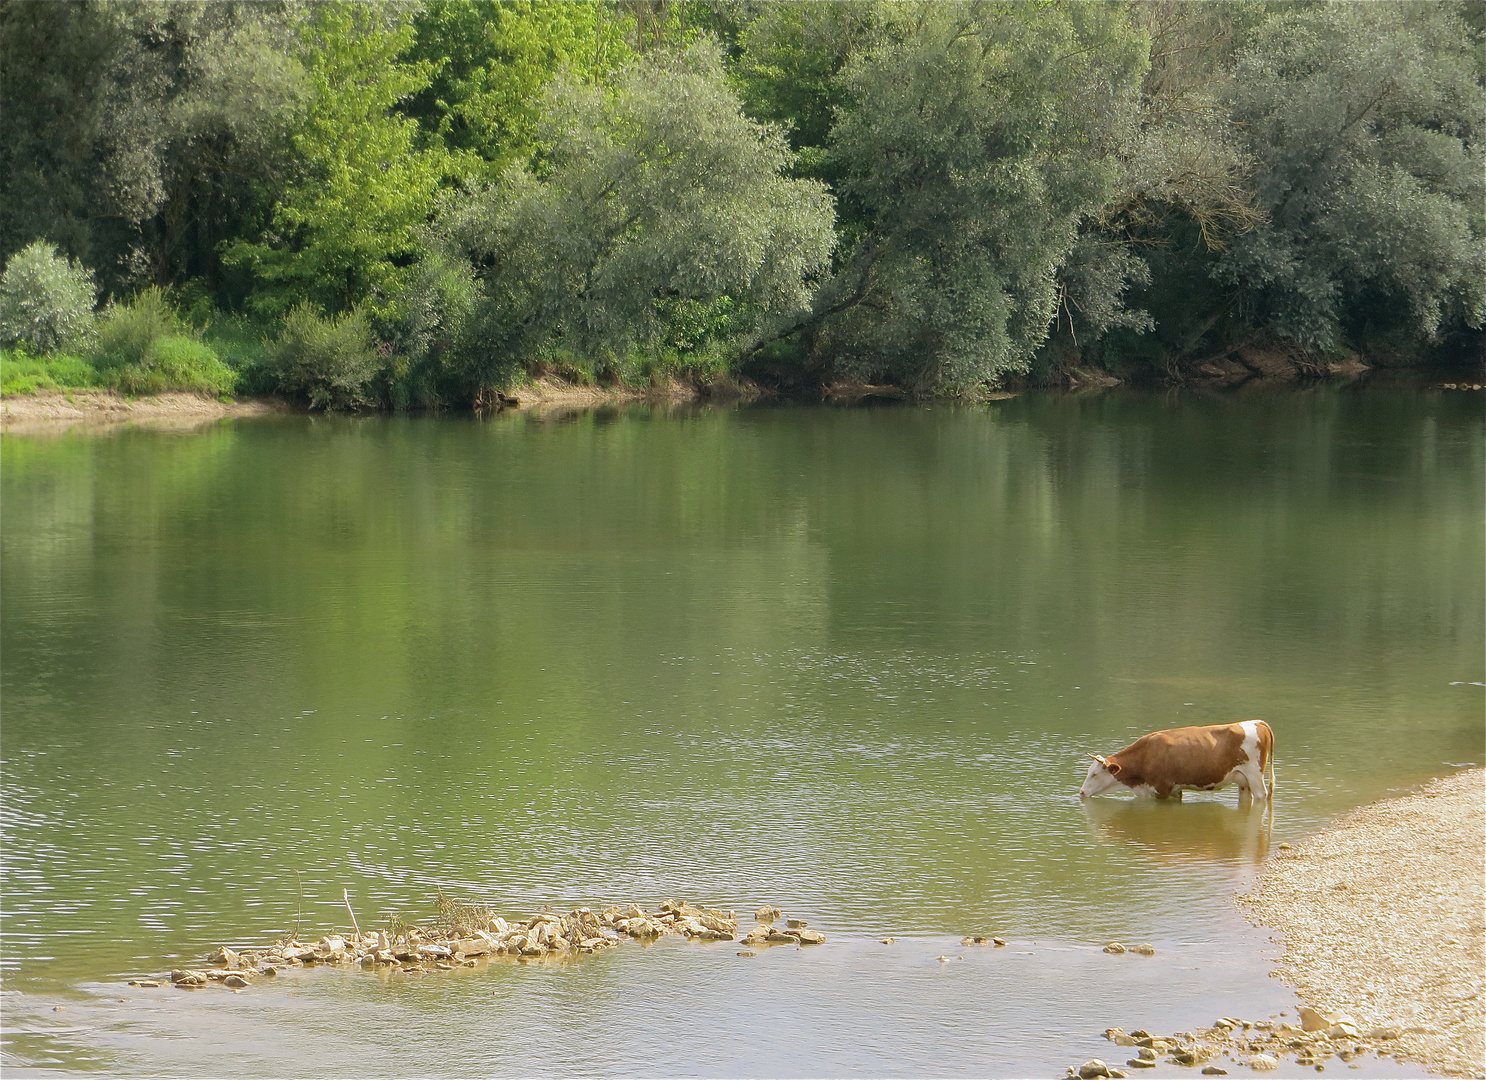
[1217,1,1485,355]
[443,40,836,389]
[743,1,1150,394]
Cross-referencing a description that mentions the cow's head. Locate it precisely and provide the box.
[1079,753,1123,798]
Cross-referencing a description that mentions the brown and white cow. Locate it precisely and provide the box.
[1079,720,1275,803]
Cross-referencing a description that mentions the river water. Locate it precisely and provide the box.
[2,388,1480,1077]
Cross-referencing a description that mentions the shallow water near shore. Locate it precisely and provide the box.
[2,387,1480,1076]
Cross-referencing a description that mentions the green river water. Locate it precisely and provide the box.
[1,388,1481,1077]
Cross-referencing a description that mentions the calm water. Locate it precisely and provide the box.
[2,389,1480,1077]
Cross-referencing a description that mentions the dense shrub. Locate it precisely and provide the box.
[268,304,382,410]
[0,241,97,353]
[92,288,236,396]
[92,287,179,370]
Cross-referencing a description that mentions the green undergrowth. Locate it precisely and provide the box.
[0,348,103,395]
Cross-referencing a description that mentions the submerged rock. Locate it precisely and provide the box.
[1103,942,1127,954]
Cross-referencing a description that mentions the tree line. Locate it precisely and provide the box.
[1,0,1481,407]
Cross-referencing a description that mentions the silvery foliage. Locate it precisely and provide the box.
[0,242,98,353]
[445,40,836,379]
[810,3,1147,392]
[1218,2,1485,348]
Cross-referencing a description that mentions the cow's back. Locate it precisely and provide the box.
[1115,723,1253,791]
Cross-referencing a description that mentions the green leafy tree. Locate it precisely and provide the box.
[401,1,634,175]
[0,2,303,299]
[1043,0,1270,369]
[1217,1,1485,354]
[444,40,835,389]
[223,3,449,316]
[747,2,1149,394]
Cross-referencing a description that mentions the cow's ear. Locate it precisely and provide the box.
[1106,760,1122,777]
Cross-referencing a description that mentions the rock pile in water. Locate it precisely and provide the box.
[1065,1011,1423,1077]
[140,900,823,991]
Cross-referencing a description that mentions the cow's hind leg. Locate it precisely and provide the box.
[1234,761,1267,805]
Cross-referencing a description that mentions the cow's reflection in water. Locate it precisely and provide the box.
[1082,796,1273,864]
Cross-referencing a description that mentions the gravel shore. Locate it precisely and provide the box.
[1242,769,1485,1077]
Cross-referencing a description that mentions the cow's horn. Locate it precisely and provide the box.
[1085,752,1104,763]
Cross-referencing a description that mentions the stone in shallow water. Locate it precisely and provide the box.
[1248,1054,1279,1070]
[1201,1068,1228,1076]
[1126,1059,1156,1069]
[755,906,781,923]
[1079,1060,1112,1078]
[1104,942,1127,954]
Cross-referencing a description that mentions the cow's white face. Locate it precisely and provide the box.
[1079,756,1123,798]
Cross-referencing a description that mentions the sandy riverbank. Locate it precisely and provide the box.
[1242,769,1486,1076]
[0,390,285,432]
[0,377,730,432]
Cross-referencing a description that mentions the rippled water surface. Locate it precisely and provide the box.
[2,389,1480,1076]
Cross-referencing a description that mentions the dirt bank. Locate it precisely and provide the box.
[1241,769,1485,1076]
[492,374,743,412]
[1,390,284,432]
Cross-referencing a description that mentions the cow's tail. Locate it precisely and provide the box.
[1260,720,1276,798]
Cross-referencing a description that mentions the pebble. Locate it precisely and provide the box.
[1079,1060,1111,1078]
[1202,1068,1228,1076]
[1131,943,1156,956]
[1248,1054,1279,1069]
[736,950,756,958]
[880,937,896,944]
[1125,1060,1155,1070]
[1104,942,1127,954]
